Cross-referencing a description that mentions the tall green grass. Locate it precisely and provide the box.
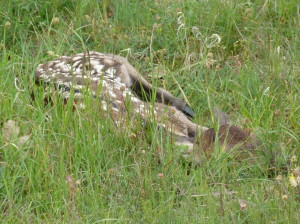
[0,0,299,223]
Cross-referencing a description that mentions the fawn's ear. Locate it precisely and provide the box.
[213,106,231,125]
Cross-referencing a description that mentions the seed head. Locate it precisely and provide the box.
[52,17,60,25]
[5,21,11,29]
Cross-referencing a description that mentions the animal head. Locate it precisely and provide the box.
[196,107,260,158]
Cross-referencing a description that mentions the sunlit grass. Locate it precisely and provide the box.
[0,0,299,222]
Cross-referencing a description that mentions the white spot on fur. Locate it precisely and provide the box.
[75,75,88,79]
[108,91,117,98]
[73,60,81,68]
[54,62,65,69]
[114,77,121,83]
[101,101,107,111]
[73,85,83,89]
[91,77,99,81]
[61,64,71,72]
[74,68,82,75]
[94,64,104,73]
[39,74,51,82]
[130,97,140,103]
[106,68,116,78]
[48,62,55,67]
[90,60,100,67]
[62,92,70,98]
[72,56,82,62]
[56,80,65,85]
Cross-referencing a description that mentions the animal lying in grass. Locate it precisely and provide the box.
[35,51,260,164]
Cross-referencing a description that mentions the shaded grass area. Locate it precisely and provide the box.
[0,0,299,222]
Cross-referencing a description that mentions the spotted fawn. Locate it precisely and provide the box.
[35,51,259,164]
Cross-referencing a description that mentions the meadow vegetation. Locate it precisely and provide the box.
[0,0,299,223]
